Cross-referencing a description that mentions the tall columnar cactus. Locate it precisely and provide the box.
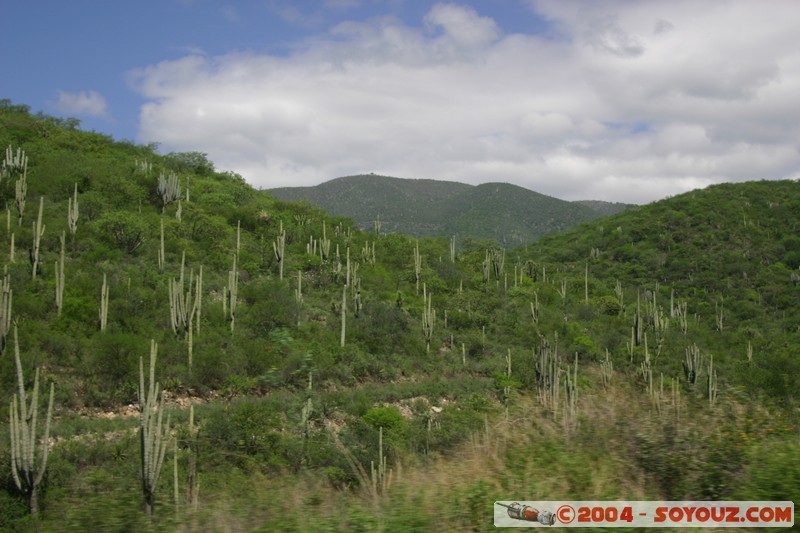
[584,263,589,305]
[30,197,44,280]
[158,218,165,273]
[186,405,200,510]
[683,343,702,384]
[373,216,381,236]
[481,250,490,284]
[295,270,303,306]
[4,146,28,225]
[99,273,110,331]
[563,353,578,430]
[535,335,561,414]
[707,354,718,408]
[320,221,330,262]
[340,283,347,347]
[139,340,171,516]
[9,325,54,515]
[370,426,391,497]
[157,172,181,213]
[413,240,422,294]
[2,145,28,181]
[273,221,285,280]
[450,235,456,263]
[421,284,435,353]
[227,254,238,333]
[236,220,241,254]
[55,231,66,316]
[301,371,313,464]
[0,266,12,352]
[67,183,79,237]
[168,252,202,339]
[490,248,505,278]
[600,349,613,390]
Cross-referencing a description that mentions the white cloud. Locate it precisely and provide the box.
[129,1,800,204]
[51,90,110,118]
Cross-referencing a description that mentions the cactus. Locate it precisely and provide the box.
[134,159,152,177]
[421,284,435,353]
[236,220,241,254]
[9,232,15,263]
[1,266,13,352]
[139,340,171,516]
[558,278,567,303]
[14,178,28,226]
[157,172,181,212]
[584,263,589,305]
[683,343,702,384]
[373,216,381,236]
[99,273,110,331]
[2,145,28,181]
[186,405,200,510]
[450,235,456,263]
[340,283,347,347]
[272,221,285,280]
[6,147,28,225]
[168,252,202,339]
[295,270,303,306]
[504,349,512,418]
[600,349,613,389]
[715,298,724,331]
[55,231,65,316]
[67,183,79,237]
[320,221,330,262]
[300,371,313,464]
[563,353,578,430]
[227,254,238,333]
[30,197,44,280]
[158,218,165,273]
[413,240,421,294]
[614,280,624,308]
[361,241,376,265]
[370,426,393,497]
[707,354,718,407]
[536,335,561,414]
[9,325,54,515]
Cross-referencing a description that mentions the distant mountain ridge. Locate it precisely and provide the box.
[270,174,633,246]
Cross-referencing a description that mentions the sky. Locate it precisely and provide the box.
[2,1,800,204]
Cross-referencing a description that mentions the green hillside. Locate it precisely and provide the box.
[0,101,797,531]
[271,174,631,246]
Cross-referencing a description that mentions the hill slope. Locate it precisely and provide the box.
[0,101,797,530]
[271,174,632,245]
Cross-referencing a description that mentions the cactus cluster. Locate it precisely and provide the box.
[30,197,45,280]
[9,325,54,515]
[139,340,171,516]
[157,172,181,213]
[67,183,79,237]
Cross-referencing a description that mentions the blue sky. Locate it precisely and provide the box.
[2,1,800,203]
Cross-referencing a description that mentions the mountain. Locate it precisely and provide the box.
[573,199,631,216]
[270,174,634,245]
[1,101,798,529]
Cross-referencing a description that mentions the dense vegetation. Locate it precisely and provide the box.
[0,100,798,531]
[270,175,631,247]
